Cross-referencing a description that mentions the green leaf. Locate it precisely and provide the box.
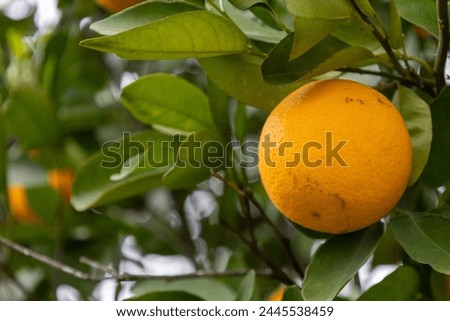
[26,186,60,223]
[127,291,204,301]
[207,80,231,137]
[223,0,287,44]
[236,270,255,300]
[229,0,269,9]
[388,0,403,49]
[81,11,248,60]
[358,265,420,300]
[90,1,201,35]
[422,87,450,187]
[282,286,304,301]
[199,54,301,111]
[390,210,450,275]
[162,129,224,189]
[234,103,247,143]
[354,0,376,16]
[132,278,236,301]
[228,0,287,31]
[52,33,107,100]
[291,18,345,59]
[396,0,439,38]
[262,34,374,84]
[0,112,7,211]
[286,0,353,59]
[39,31,69,98]
[372,227,402,266]
[393,85,432,186]
[285,0,353,19]
[121,73,214,132]
[6,28,30,59]
[71,131,173,211]
[302,222,384,301]
[58,105,111,132]
[4,86,60,149]
[332,18,380,50]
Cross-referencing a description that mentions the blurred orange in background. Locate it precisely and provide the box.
[95,0,144,12]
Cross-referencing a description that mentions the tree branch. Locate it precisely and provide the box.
[350,0,436,96]
[0,235,95,281]
[0,235,274,282]
[212,170,304,280]
[247,194,304,279]
[338,67,414,83]
[80,256,119,278]
[211,170,245,196]
[219,217,293,285]
[435,0,449,93]
[351,0,406,76]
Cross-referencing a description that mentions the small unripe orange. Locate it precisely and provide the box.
[414,27,430,40]
[266,286,285,301]
[48,169,74,201]
[8,185,40,224]
[27,148,41,161]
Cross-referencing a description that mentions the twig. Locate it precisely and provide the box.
[212,170,304,279]
[350,0,436,96]
[351,0,406,76]
[238,192,259,247]
[338,67,414,83]
[219,217,293,285]
[248,194,305,278]
[80,256,119,278]
[434,0,449,93]
[0,235,274,282]
[0,235,95,281]
[99,270,275,282]
[211,170,245,196]
[399,54,435,77]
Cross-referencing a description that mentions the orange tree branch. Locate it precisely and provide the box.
[435,0,450,93]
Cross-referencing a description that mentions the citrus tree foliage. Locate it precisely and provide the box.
[0,0,449,301]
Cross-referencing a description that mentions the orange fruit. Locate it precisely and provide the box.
[266,285,285,301]
[95,0,144,12]
[48,169,74,201]
[258,79,412,234]
[414,27,430,40]
[8,185,40,224]
[27,148,41,161]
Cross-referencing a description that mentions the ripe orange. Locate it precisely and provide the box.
[258,79,412,234]
[48,169,74,201]
[95,0,144,12]
[266,285,285,301]
[8,185,40,225]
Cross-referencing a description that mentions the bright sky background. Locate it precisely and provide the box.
[0,0,61,31]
